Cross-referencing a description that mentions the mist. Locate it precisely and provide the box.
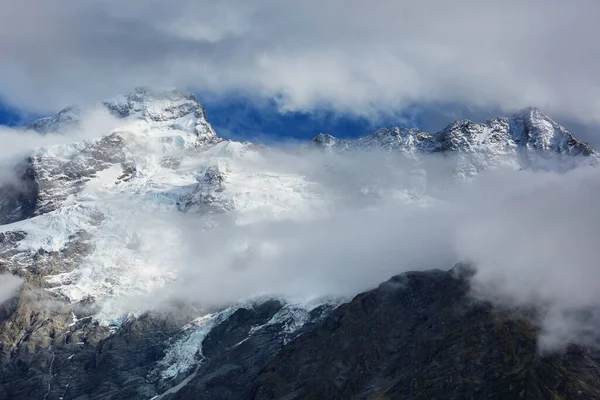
[84,140,600,351]
[455,166,600,350]
[0,108,121,196]
[0,106,598,351]
[0,108,120,161]
[0,274,23,306]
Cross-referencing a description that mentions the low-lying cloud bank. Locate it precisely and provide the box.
[0,112,599,351]
[456,167,600,350]
[95,143,600,351]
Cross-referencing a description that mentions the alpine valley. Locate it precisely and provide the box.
[1,88,600,399]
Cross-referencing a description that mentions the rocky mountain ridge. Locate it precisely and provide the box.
[312,107,596,156]
[312,107,597,178]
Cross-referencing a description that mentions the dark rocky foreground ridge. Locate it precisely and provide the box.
[1,266,600,399]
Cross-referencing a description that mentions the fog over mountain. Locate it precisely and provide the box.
[0,88,599,398]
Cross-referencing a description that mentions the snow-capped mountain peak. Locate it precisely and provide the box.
[312,108,597,162]
[102,87,217,141]
[28,87,218,143]
[0,89,333,311]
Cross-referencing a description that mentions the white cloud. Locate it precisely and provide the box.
[0,0,599,129]
[455,166,600,350]
[86,142,600,351]
[0,108,120,160]
[0,273,23,305]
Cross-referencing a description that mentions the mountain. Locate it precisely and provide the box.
[312,108,596,156]
[4,87,219,225]
[312,108,598,178]
[27,106,83,134]
[0,89,599,399]
[251,265,600,400]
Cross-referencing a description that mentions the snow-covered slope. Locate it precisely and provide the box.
[27,106,82,134]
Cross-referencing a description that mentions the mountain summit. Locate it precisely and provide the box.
[29,87,218,142]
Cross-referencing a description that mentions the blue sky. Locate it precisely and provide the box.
[0,93,417,141]
[0,102,30,127]
[0,93,491,143]
[2,93,598,147]
[200,96,411,142]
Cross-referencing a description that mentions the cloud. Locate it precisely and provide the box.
[0,107,121,215]
[455,166,600,351]
[1,0,600,130]
[0,108,120,161]
[0,274,23,305]
[85,141,600,351]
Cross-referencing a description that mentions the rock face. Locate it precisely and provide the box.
[0,160,38,225]
[251,267,600,400]
[0,294,336,399]
[2,266,600,399]
[1,91,600,399]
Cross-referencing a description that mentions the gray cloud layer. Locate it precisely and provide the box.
[1,0,600,127]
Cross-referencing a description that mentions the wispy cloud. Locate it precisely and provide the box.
[0,274,23,306]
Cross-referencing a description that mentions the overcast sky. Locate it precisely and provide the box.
[1,0,599,139]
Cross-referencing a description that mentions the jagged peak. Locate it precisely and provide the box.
[102,87,204,121]
[312,133,339,143]
[439,108,553,133]
[113,86,198,103]
[311,108,597,158]
[441,119,485,132]
[27,87,217,139]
